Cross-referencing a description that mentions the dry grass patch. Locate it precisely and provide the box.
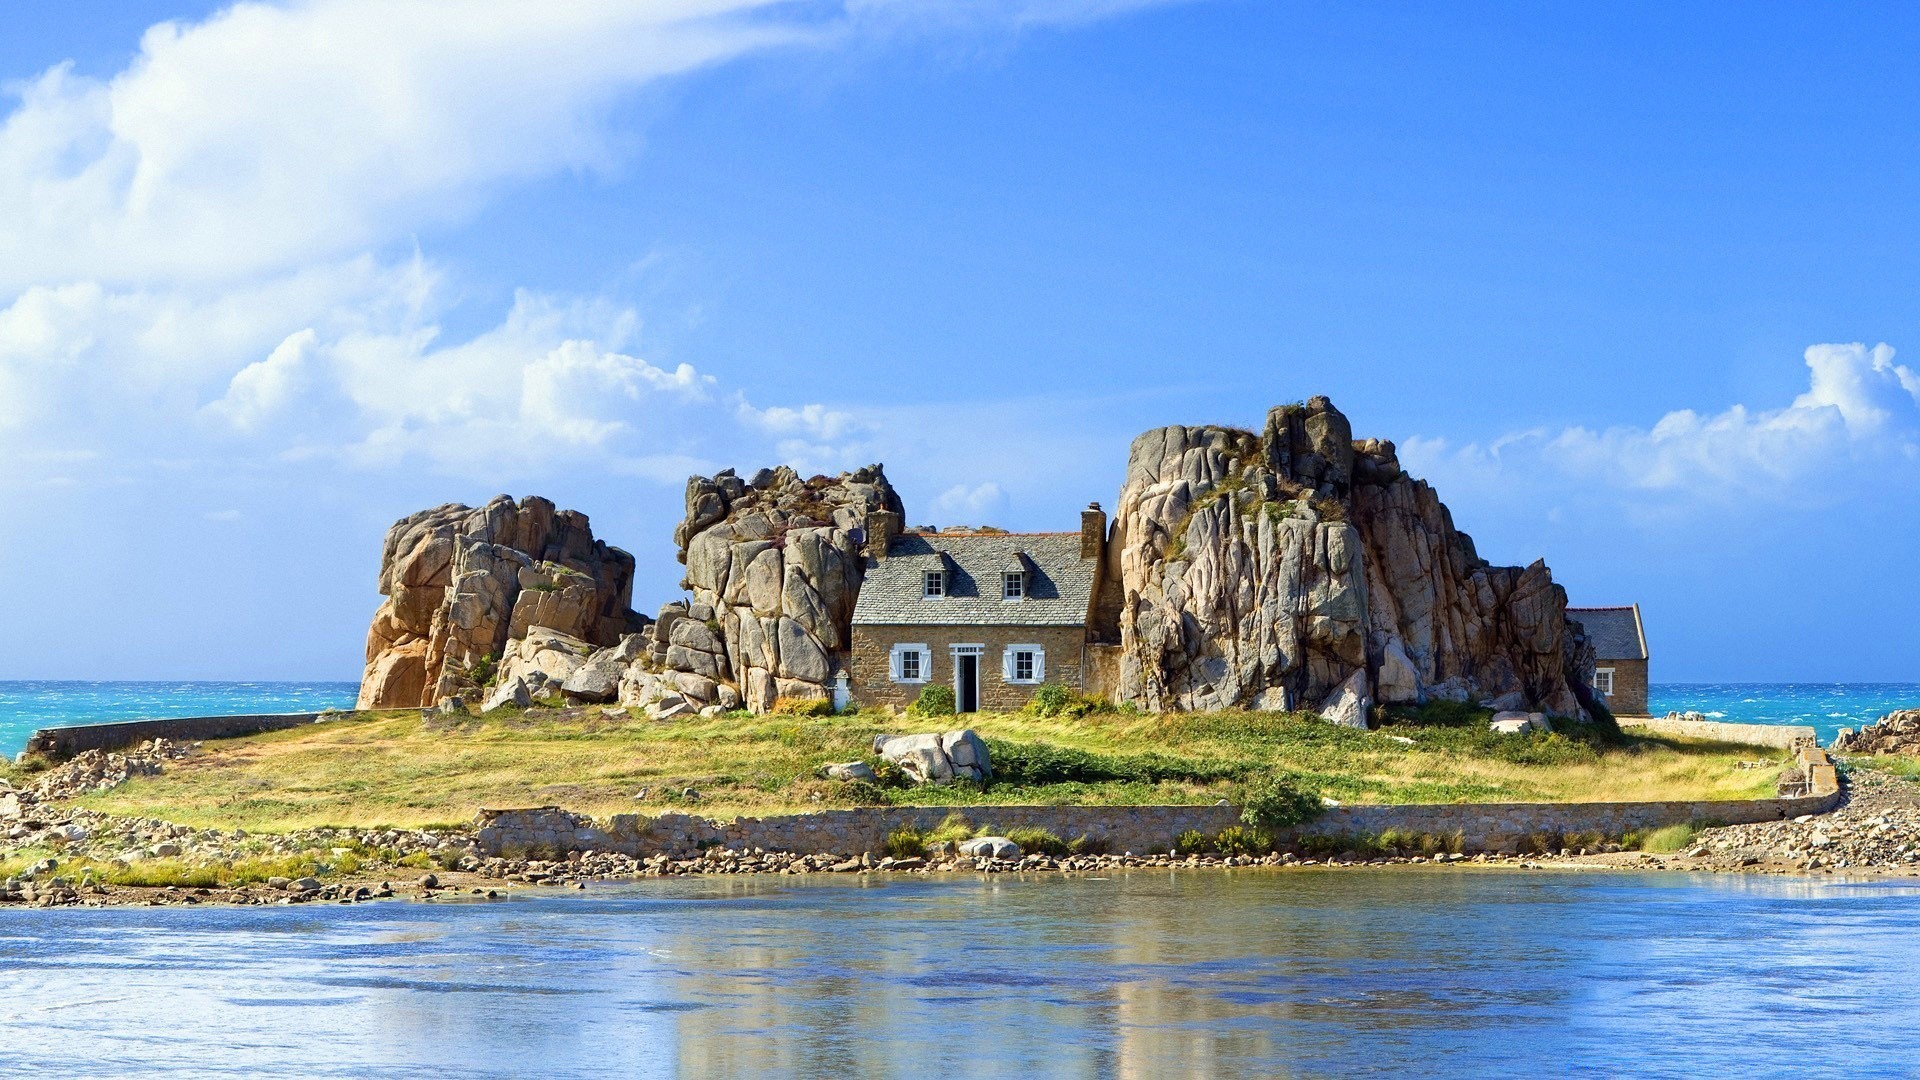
[70,705,1787,834]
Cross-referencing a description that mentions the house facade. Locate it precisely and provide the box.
[846,506,1108,712]
[1568,604,1649,716]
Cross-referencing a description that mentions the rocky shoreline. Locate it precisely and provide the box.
[6,738,1918,910]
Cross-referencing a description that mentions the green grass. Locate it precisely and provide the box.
[1840,754,1920,779]
[66,702,1789,834]
[1635,823,1699,853]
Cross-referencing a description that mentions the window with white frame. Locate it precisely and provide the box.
[923,570,945,598]
[1003,572,1025,600]
[1593,668,1614,696]
[890,644,931,683]
[1003,645,1045,684]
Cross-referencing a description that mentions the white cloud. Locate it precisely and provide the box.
[1403,343,1920,512]
[0,0,1183,491]
[933,481,1008,522]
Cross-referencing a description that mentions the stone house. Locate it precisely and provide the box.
[846,506,1111,712]
[1567,605,1648,716]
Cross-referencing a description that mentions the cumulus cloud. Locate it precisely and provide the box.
[0,0,1183,289]
[933,481,1009,522]
[1403,343,1920,513]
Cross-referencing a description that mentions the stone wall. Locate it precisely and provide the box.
[847,624,1086,711]
[1625,716,1817,751]
[26,712,342,761]
[1601,658,1649,716]
[477,745,1841,859]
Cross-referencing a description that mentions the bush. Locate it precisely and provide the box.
[909,684,956,718]
[770,697,833,717]
[883,825,928,859]
[1025,683,1110,719]
[1240,772,1322,831]
[1002,826,1069,856]
[1212,825,1272,856]
[926,813,977,847]
[987,741,1245,787]
[1173,828,1210,854]
[1637,823,1697,853]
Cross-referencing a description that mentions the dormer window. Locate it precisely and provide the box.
[1003,572,1025,600]
[923,569,946,598]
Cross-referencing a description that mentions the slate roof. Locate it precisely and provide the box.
[1568,606,1648,662]
[852,532,1094,627]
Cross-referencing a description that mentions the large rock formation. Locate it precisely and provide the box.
[618,464,902,714]
[1105,396,1594,723]
[357,496,641,709]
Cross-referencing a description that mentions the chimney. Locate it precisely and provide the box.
[867,509,902,560]
[1080,502,1107,560]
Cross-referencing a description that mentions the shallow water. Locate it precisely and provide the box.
[0,870,1913,1077]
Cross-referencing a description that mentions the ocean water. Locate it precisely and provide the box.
[1,870,1916,1077]
[1649,683,1920,744]
[0,681,1914,757]
[0,681,359,756]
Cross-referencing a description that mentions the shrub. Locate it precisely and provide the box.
[987,741,1245,787]
[1027,682,1076,717]
[1065,834,1108,856]
[1003,826,1068,856]
[1239,772,1322,831]
[1212,825,1271,856]
[1025,683,1109,719]
[1637,823,1697,853]
[883,826,928,859]
[869,756,909,788]
[770,697,833,717]
[909,684,956,718]
[1173,828,1209,854]
[925,813,977,847]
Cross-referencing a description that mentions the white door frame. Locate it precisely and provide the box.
[950,644,984,712]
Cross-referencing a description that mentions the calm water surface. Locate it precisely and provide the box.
[0,870,1914,1077]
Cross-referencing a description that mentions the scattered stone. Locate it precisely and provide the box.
[821,762,877,783]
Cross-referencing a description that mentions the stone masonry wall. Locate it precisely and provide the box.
[848,624,1086,711]
[478,746,1841,860]
[26,712,342,761]
[1626,715,1816,751]
[1603,658,1650,716]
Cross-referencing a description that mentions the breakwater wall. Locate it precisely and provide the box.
[1626,716,1817,750]
[479,746,1842,860]
[24,712,341,760]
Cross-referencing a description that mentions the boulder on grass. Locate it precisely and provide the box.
[482,677,532,714]
[873,729,992,785]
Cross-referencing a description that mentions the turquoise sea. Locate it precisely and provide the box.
[1650,683,1920,744]
[0,681,358,756]
[0,681,1914,756]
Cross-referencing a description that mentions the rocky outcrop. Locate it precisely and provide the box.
[618,464,902,714]
[357,496,642,709]
[1105,396,1594,722]
[1833,710,1920,754]
[873,730,993,784]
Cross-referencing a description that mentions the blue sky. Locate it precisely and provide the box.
[1,1,1916,682]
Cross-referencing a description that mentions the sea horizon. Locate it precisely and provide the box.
[2,679,1913,757]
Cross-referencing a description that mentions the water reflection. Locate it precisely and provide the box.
[0,869,1916,1077]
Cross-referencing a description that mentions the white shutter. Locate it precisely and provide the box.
[1002,647,1015,681]
[889,645,903,681]
[1034,647,1046,682]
